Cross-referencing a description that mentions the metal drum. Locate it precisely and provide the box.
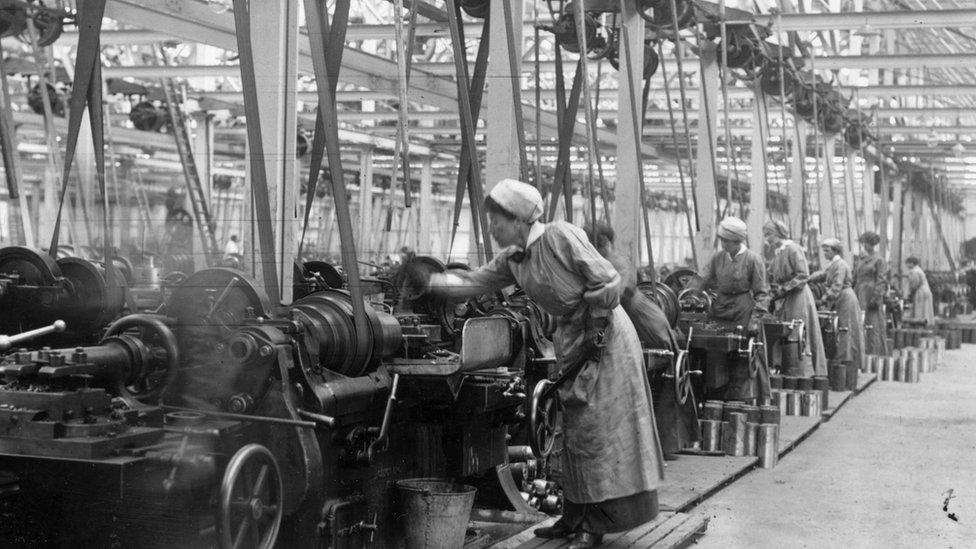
[895,355,908,382]
[828,360,847,391]
[758,424,779,469]
[744,423,760,456]
[880,357,895,381]
[918,350,931,374]
[797,377,814,391]
[781,376,798,390]
[906,356,921,383]
[786,391,802,416]
[759,404,780,426]
[723,412,748,456]
[701,420,723,452]
[812,375,830,410]
[770,375,783,389]
[742,405,761,424]
[771,391,788,417]
[702,400,724,421]
[801,391,822,417]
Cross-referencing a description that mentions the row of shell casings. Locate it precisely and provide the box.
[769,389,823,417]
[938,324,976,346]
[700,401,779,467]
[865,349,930,383]
[890,328,933,350]
[919,336,947,366]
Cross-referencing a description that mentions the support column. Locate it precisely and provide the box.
[878,163,890,260]
[844,149,859,251]
[358,147,374,255]
[418,156,433,252]
[892,175,905,280]
[788,119,807,240]
[247,0,298,304]
[861,156,875,235]
[612,0,645,281]
[485,0,522,189]
[747,89,769,246]
[190,112,214,271]
[694,42,720,267]
[818,135,838,244]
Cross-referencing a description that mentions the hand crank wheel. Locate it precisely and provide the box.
[102,314,180,405]
[673,349,693,405]
[217,444,283,549]
[528,380,558,459]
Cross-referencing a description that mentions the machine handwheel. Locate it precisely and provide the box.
[529,380,558,459]
[218,444,283,549]
[673,350,693,405]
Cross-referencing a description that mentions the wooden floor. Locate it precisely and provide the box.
[488,512,709,549]
[659,454,757,512]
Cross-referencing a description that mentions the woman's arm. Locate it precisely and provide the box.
[428,252,517,301]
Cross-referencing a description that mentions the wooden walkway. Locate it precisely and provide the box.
[488,512,709,549]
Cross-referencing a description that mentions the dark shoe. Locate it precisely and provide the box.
[534,520,574,539]
[567,531,603,549]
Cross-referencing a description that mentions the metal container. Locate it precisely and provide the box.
[880,357,894,381]
[828,360,847,391]
[772,391,788,417]
[701,420,723,452]
[786,391,802,416]
[781,376,797,390]
[744,423,760,456]
[797,377,814,391]
[907,356,921,383]
[812,375,830,410]
[722,402,744,423]
[742,405,761,424]
[893,329,904,349]
[757,423,779,469]
[918,350,931,374]
[895,355,909,382]
[702,400,724,421]
[759,404,780,425]
[723,412,748,456]
[801,391,822,417]
[770,375,783,389]
[868,355,880,374]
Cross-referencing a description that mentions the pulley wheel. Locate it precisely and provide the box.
[217,444,283,549]
[663,268,702,293]
[638,281,679,328]
[32,7,65,47]
[57,257,126,332]
[0,2,27,38]
[528,380,558,459]
[458,0,490,18]
[167,268,271,367]
[0,246,62,285]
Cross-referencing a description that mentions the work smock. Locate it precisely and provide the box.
[767,240,827,376]
[811,256,864,371]
[905,265,935,325]
[853,252,889,355]
[430,221,663,509]
[693,245,770,401]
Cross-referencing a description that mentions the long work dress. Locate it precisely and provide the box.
[853,252,889,355]
[906,265,935,325]
[695,246,770,400]
[433,222,663,532]
[767,240,827,377]
[811,256,864,373]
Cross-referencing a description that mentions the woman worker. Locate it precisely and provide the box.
[689,216,770,401]
[810,238,865,388]
[763,220,827,377]
[412,179,663,549]
[853,231,889,355]
[904,256,935,325]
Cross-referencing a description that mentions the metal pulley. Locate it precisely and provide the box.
[608,38,660,79]
[637,0,696,31]
[0,0,26,38]
[458,0,490,18]
[540,4,598,54]
[844,119,873,149]
[27,82,66,117]
[56,256,127,333]
[677,288,713,312]
[818,105,846,134]
[129,100,171,132]
[30,6,67,47]
[663,268,702,293]
[759,59,797,99]
[637,280,679,328]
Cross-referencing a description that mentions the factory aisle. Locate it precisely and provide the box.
[693,345,976,548]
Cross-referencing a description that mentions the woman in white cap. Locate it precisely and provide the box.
[904,256,935,325]
[854,231,889,355]
[810,238,865,385]
[763,220,827,377]
[689,216,770,401]
[412,179,663,548]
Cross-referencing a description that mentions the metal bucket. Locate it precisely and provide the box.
[786,391,802,416]
[724,412,748,456]
[801,391,822,417]
[701,420,723,452]
[396,479,477,549]
[757,424,779,469]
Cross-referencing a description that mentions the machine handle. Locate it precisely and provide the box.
[0,320,67,351]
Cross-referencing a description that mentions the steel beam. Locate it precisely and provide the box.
[730,9,976,31]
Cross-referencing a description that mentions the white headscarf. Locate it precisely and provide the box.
[717,216,748,242]
[488,179,544,223]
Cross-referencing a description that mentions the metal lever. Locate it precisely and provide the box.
[0,320,67,351]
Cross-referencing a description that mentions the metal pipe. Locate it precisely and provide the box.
[159,405,316,428]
